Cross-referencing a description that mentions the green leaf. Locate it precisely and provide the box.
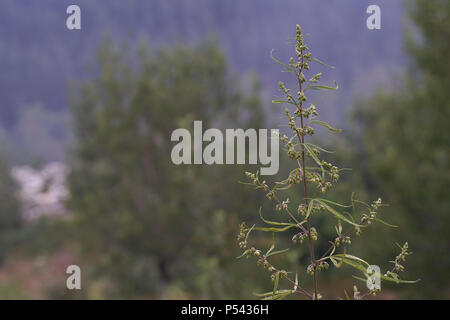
[332,255,420,284]
[265,244,275,257]
[237,181,256,186]
[337,220,343,235]
[328,241,337,257]
[308,81,339,91]
[245,224,255,242]
[259,207,297,227]
[305,199,318,219]
[273,272,280,294]
[294,273,298,291]
[274,291,292,300]
[261,290,293,300]
[303,143,325,178]
[254,289,292,297]
[316,198,353,208]
[266,248,290,258]
[303,144,322,166]
[304,142,335,154]
[332,254,370,267]
[315,199,362,226]
[352,275,368,283]
[353,271,420,285]
[272,99,297,106]
[254,225,297,232]
[312,57,335,69]
[374,217,398,228]
[382,275,420,284]
[330,256,343,268]
[344,290,351,300]
[270,49,294,72]
[310,120,341,133]
[236,249,250,259]
[273,184,293,191]
[309,84,338,91]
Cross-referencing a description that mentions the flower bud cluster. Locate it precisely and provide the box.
[335,235,351,247]
[301,104,318,118]
[287,144,300,160]
[292,232,308,244]
[279,81,294,103]
[297,202,324,216]
[329,165,340,182]
[361,198,382,225]
[248,247,261,258]
[287,169,302,185]
[307,261,329,275]
[306,171,321,184]
[292,227,317,244]
[317,181,332,194]
[369,288,380,296]
[310,227,318,241]
[245,172,277,201]
[355,225,362,236]
[237,222,249,249]
[309,73,322,83]
[297,91,307,103]
[278,134,289,143]
[271,270,288,281]
[297,204,307,216]
[389,242,410,273]
[245,171,259,185]
[275,198,290,211]
[295,25,308,59]
[257,258,271,271]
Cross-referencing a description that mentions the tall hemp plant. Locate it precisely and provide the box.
[237,25,418,300]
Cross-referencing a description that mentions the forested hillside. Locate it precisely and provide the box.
[0,0,405,163]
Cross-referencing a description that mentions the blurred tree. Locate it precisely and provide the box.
[69,40,268,298]
[0,149,21,264]
[353,0,450,298]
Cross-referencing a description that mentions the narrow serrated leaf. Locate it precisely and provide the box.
[254,225,296,232]
[310,120,341,133]
[259,207,297,227]
[266,248,290,258]
[273,272,280,294]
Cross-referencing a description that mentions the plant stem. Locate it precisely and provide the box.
[264,259,313,299]
[296,60,318,299]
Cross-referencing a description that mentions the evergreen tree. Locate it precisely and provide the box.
[354,0,450,297]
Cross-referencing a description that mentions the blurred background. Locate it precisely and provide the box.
[0,0,448,299]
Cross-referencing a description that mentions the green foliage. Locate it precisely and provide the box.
[352,0,450,298]
[69,39,266,298]
[238,25,417,300]
[0,149,21,264]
